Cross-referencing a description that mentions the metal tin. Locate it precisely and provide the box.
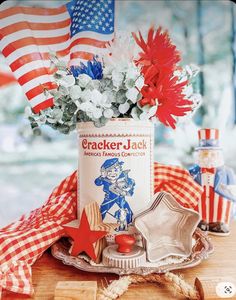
[77,119,154,232]
[134,192,201,262]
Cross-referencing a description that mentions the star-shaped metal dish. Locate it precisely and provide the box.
[134,192,201,262]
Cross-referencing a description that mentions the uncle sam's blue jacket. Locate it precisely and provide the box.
[189,165,236,202]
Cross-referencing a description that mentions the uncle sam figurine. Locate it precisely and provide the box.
[189,128,236,236]
[95,158,135,231]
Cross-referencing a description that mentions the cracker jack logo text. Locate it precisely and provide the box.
[82,139,147,151]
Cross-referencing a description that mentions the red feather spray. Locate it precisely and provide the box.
[132,27,193,129]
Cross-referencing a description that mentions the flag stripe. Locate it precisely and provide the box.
[18,67,54,86]
[27,88,54,107]
[70,37,108,49]
[70,51,95,61]
[14,60,52,79]
[10,53,51,72]
[6,43,71,65]
[10,52,69,72]
[70,44,108,53]
[0,12,69,28]
[2,34,71,57]
[26,82,57,100]
[70,31,114,41]
[21,74,54,94]
[69,58,87,66]
[0,5,67,18]
[1,27,70,50]
[32,97,54,113]
[0,19,71,36]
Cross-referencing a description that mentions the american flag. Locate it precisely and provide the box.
[0,0,115,113]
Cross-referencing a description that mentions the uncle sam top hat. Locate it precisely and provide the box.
[196,128,221,150]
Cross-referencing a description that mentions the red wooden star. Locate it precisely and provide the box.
[63,209,107,261]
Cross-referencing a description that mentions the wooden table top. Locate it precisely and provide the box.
[2,221,236,300]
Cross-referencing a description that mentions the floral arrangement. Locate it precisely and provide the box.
[27,27,201,134]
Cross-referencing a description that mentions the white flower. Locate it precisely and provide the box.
[112,70,124,88]
[56,70,68,77]
[57,60,67,70]
[135,76,144,90]
[70,85,82,100]
[119,102,130,114]
[57,75,75,87]
[100,95,112,108]
[126,65,140,81]
[112,107,120,118]
[78,74,92,88]
[131,107,140,120]
[124,79,135,89]
[58,85,69,96]
[185,65,193,77]
[103,33,139,67]
[174,69,182,78]
[103,108,114,118]
[126,87,139,103]
[103,90,116,103]
[34,113,47,124]
[46,117,57,123]
[190,93,202,109]
[187,64,200,77]
[90,90,112,108]
[87,79,101,90]
[80,90,92,102]
[148,105,158,118]
[75,100,80,108]
[139,111,150,121]
[183,85,193,98]
[90,90,103,105]
[140,104,158,118]
[80,102,93,112]
[52,108,63,120]
[92,107,103,119]
[103,65,113,77]
[80,102,98,119]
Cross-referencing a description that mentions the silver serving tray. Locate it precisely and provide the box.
[51,228,213,275]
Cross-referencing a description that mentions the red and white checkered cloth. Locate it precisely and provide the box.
[0,171,77,296]
[0,163,202,296]
[154,162,203,209]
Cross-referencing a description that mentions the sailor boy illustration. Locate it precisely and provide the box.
[95,158,135,231]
